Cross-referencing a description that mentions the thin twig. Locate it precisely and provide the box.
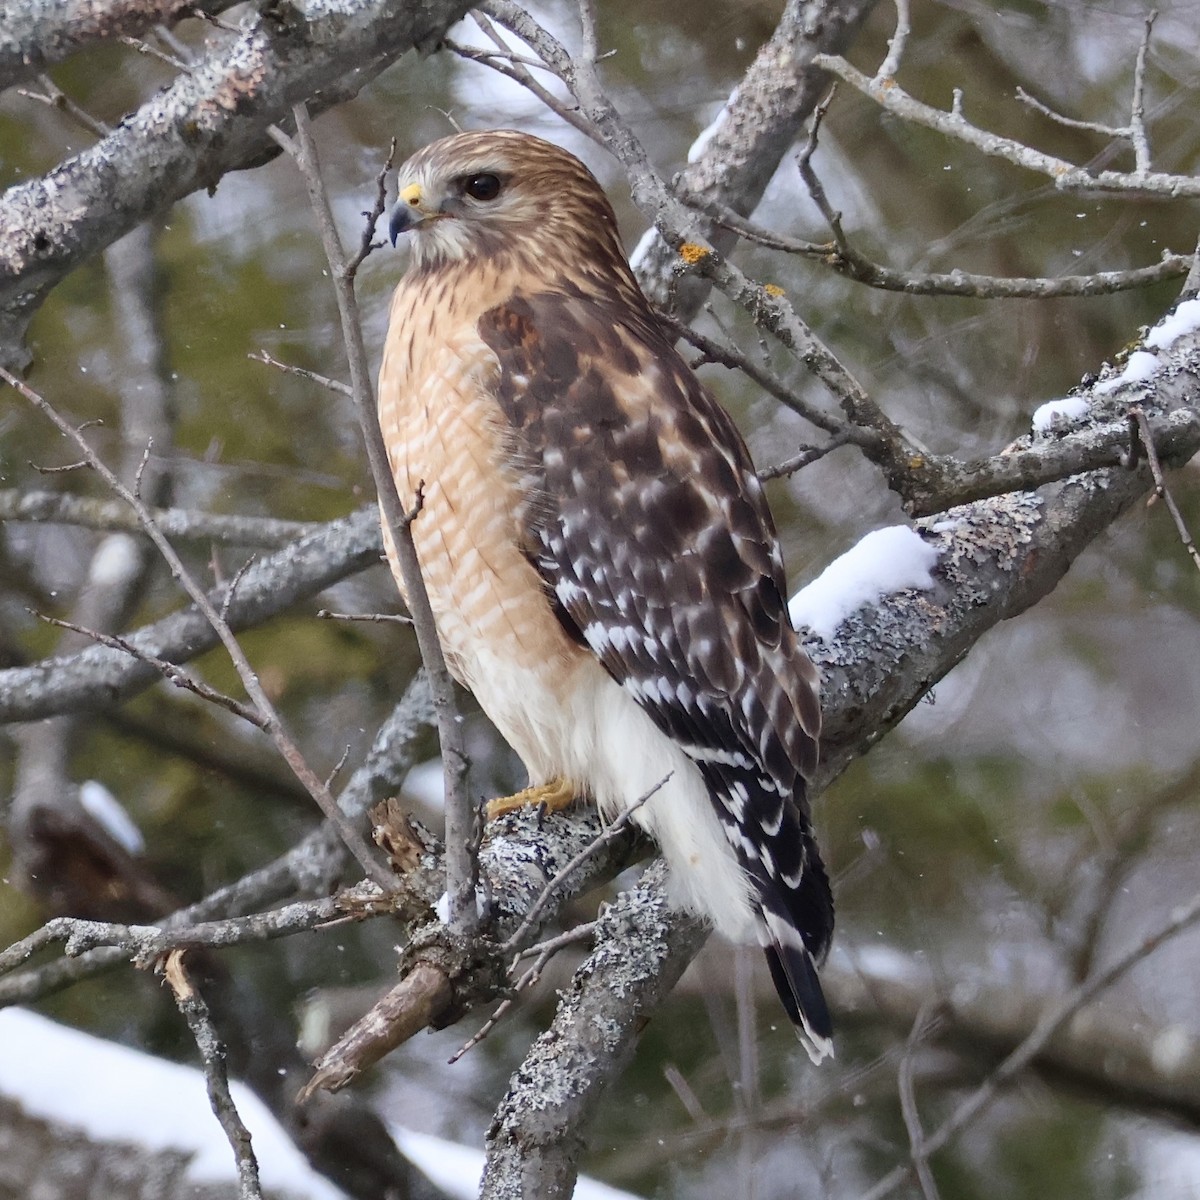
[1015,87,1126,139]
[29,457,91,474]
[18,73,110,139]
[811,52,1200,198]
[874,0,910,84]
[512,920,598,963]
[278,104,476,930]
[1130,405,1200,572]
[119,33,189,71]
[1,366,392,889]
[219,554,256,624]
[449,920,599,1064]
[662,311,848,436]
[164,952,264,1200]
[450,14,600,142]
[1129,9,1157,176]
[663,1063,709,1124]
[0,897,344,977]
[797,88,846,247]
[347,137,396,277]
[248,349,353,397]
[317,608,413,625]
[448,996,516,1064]
[897,1002,942,1200]
[325,744,352,790]
[759,432,854,479]
[29,611,265,727]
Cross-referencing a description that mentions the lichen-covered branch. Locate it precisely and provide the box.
[480,862,709,1200]
[629,0,879,317]
[0,0,239,90]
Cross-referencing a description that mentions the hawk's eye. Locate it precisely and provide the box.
[463,173,502,202]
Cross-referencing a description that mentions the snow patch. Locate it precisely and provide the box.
[1031,395,1090,432]
[434,889,488,925]
[628,225,659,273]
[88,533,141,588]
[789,526,940,641]
[404,757,446,811]
[1093,350,1161,396]
[687,92,736,163]
[0,1009,348,1200]
[1146,297,1200,351]
[78,779,144,854]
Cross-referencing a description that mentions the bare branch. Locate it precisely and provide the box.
[0,0,474,367]
[164,952,264,1200]
[0,676,434,1003]
[298,963,453,1101]
[857,884,1200,1199]
[16,73,111,139]
[1130,404,1200,572]
[248,349,352,397]
[28,612,265,727]
[317,608,413,625]
[873,0,910,84]
[1129,8,1157,176]
[0,505,380,723]
[662,311,852,436]
[0,0,238,90]
[0,898,341,977]
[810,52,1199,197]
[700,198,1193,298]
[897,1004,942,1200]
[1014,10,1156,178]
[620,0,879,316]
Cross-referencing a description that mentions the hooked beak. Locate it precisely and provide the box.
[388,182,437,245]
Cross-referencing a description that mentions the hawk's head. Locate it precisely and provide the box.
[388,129,630,277]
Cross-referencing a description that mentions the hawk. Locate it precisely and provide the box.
[378,129,834,1061]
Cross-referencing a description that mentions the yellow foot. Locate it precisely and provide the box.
[485,777,577,820]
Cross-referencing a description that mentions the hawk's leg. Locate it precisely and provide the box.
[485,777,576,820]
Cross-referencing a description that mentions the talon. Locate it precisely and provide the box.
[485,777,576,820]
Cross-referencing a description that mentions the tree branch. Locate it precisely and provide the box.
[0,0,239,90]
[811,53,1200,198]
[480,862,709,1200]
[628,0,879,317]
[0,506,382,723]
